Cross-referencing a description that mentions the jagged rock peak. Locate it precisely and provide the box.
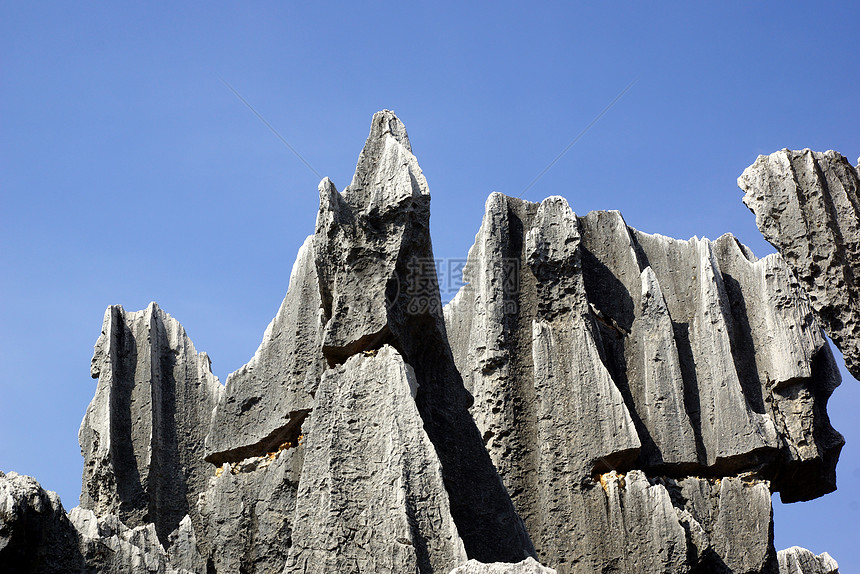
[738,148,860,381]
[343,109,428,212]
[314,111,535,563]
[8,113,847,574]
[80,302,223,543]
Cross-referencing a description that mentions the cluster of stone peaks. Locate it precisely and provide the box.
[2,111,854,573]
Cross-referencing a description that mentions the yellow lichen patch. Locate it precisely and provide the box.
[362,349,378,357]
[215,465,224,478]
[596,471,626,493]
[267,452,277,461]
[598,473,610,493]
[297,434,305,445]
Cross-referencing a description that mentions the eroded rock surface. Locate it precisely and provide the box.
[70,506,201,574]
[6,112,844,573]
[445,192,843,571]
[449,557,557,573]
[80,303,223,543]
[205,236,323,465]
[739,149,860,380]
[286,346,466,574]
[777,546,839,574]
[312,111,535,564]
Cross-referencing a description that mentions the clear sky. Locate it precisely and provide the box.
[2,1,858,569]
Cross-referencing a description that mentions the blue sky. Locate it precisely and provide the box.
[1,1,858,568]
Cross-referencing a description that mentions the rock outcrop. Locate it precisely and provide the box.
[3,112,846,573]
[70,507,203,574]
[205,235,323,465]
[738,149,860,380]
[0,471,86,573]
[79,303,223,544]
[286,346,466,573]
[445,193,842,571]
[777,546,839,574]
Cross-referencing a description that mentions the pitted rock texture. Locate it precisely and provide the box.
[0,471,86,573]
[777,546,839,574]
[6,112,844,573]
[285,346,467,574]
[80,302,224,543]
[445,192,842,571]
[739,149,860,380]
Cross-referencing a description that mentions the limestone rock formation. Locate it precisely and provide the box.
[0,471,86,573]
[196,446,303,573]
[777,546,839,574]
[79,302,224,544]
[285,346,466,573]
[311,111,535,564]
[738,149,860,380]
[445,192,842,571]
[2,112,846,573]
[70,507,201,574]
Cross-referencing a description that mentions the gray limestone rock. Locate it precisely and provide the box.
[449,557,557,573]
[580,470,689,574]
[738,148,860,380]
[69,506,198,574]
[167,515,206,574]
[445,191,842,571]
[0,471,86,573]
[667,475,776,573]
[313,111,535,563]
[777,546,839,574]
[205,235,324,465]
[285,346,467,574]
[80,302,223,543]
[50,112,843,573]
[197,443,303,573]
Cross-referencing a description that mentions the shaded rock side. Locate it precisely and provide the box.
[667,475,776,574]
[444,193,842,570]
[285,346,467,574]
[0,471,86,573]
[197,443,303,574]
[738,149,860,380]
[206,235,323,464]
[80,302,224,543]
[777,546,839,574]
[313,110,535,562]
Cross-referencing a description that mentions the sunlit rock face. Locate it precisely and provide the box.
[2,112,846,574]
[739,149,860,382]
[445,192,843,572]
